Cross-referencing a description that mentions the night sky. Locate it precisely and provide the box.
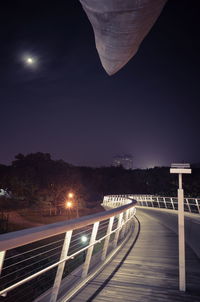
[0,0,199,168]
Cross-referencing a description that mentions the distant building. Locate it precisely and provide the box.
[112,154,133,170]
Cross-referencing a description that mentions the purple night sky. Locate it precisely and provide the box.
[0,0,199,168]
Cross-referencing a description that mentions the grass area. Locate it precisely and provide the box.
[1,204,105,233]
[18,207,104,226]
[18,210,72,224]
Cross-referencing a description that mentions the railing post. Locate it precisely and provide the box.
[113,213,123,248]
[186,199,191,212]
[50,230,72,302]
[128,208,133,230]
[171,198,175,210]
[82,221,99,278]
[0,251,6,276]
[130,207,135,219]
[124,209,130,234]
[196,199,200,214]
[101,216,114,261]
[163,197,167,209]
[125,208,131,232]
[120,214,126,239]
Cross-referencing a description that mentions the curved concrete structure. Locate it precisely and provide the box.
[79,0,167,75]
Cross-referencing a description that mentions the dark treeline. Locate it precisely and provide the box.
[0,153,200,211]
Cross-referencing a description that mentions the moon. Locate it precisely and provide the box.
[26,57,34,64]
[21,54,38,68]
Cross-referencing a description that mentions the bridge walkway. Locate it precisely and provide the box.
[70,208,200,302]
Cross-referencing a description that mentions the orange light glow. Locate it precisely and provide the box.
[68,192,74,198]
[66,201,72,208]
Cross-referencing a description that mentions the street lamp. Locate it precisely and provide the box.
[65,201,72,208]
[170,163,192,292]
[65,200,72,219]
[68,192,74,199]
[68,192,79,218]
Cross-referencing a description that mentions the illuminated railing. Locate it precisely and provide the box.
[104,194,200,214]
[0,197,136,302]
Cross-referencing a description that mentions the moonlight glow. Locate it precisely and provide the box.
[21,54,38,68]
[26,57,34,64]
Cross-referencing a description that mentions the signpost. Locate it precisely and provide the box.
[170,163,192,291]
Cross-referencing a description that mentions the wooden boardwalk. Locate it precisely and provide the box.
[70,208,200,302]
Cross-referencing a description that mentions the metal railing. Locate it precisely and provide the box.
[0,197,136,302]
[103,194,200,214]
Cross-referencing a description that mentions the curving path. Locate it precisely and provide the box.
[8,211,43,229]
[70,208,200,302]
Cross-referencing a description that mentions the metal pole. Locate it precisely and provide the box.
[50,230,72,302]
[195,199,200,214]
[163,197,167,209]
[120,209,129,238]
[113,213,123,248]
[186,198,191,213]
[178,173,186,291]
[0,251,6,276]
[171,198,175,210]
[179,173,182,189]
[82,221,99,278]
[101,216,114,261]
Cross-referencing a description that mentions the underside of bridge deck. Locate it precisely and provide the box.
[70,208,200,302]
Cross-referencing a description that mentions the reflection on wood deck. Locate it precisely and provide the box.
[71,209,200,302]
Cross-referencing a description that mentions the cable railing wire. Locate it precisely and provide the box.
[0,225,108,290]
[1,225,99,287]
[0,197,136,301]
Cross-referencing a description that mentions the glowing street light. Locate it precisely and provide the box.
[68,192,79,218]
[68,192,74,199]
[65,201,72,208]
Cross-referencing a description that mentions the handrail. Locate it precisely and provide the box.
[0,199,135,251]
[0,197,136,302]
[103,194,200,214]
